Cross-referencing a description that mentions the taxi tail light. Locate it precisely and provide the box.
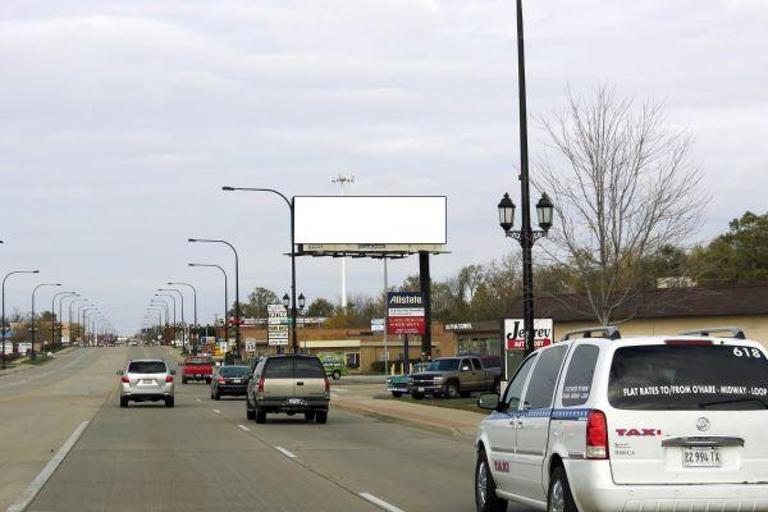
[216,376,225,384]
[165,375,173,383]
[257,377,265,393]
[120,375,130,383]
[324,375,331,394]
[586,410,608,459]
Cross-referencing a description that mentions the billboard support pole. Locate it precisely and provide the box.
[383,258,388,375]
[419,251,432,361]
[403,334,410,375]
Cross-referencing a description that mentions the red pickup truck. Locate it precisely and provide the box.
[181,357,213,384]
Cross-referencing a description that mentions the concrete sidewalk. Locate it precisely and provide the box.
[331,389,485,438]
[0,346,79,378]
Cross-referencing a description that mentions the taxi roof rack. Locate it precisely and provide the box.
[678,326,746,339]
[561,326,621,341]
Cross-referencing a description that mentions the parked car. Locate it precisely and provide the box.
[409,356,501,399]
[475,326,768,512]
[386,362,430,398]
[118,359,175,408]
[181,356,213,384]
[246,354,330,424]
[210,365,250,400]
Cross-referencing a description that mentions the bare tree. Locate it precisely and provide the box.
[537,86,706,325]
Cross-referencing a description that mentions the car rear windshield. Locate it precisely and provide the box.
[263,358,294,378]
[609,345,768,410]
[220,366,250,377]
[294,358,325,378]
[128,361,167,374]
[186,358,210,366]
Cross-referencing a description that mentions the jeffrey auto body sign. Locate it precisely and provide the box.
[504,318,553,350]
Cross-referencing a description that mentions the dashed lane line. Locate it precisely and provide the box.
[358,493,406,512]
[213,409,221,414]
[237,424,250,432]
[274,446,297,459]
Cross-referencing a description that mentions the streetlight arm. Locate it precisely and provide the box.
[222,187,292,210]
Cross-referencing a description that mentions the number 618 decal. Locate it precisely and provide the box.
[733,347,762,358]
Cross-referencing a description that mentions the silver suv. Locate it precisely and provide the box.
[118,359,175,408]
[475,327,768,512]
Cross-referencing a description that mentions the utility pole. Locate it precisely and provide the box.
[331,174,355,310]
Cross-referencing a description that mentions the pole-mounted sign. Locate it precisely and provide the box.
[503,318,553,350]
[386,292,426,336]
[267,304,289,346]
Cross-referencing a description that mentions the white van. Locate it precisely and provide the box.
[475,327,768,512]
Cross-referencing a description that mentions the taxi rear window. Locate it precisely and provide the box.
[608,345,768,410]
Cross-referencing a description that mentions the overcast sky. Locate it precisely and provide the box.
[1,0,766,334]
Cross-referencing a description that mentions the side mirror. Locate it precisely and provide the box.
[477,393,500,411]
[116,370,124,376]
[170,370,176,375]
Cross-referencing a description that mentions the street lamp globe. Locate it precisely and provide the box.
[298,293,306,310]
[282,293,290,309]
[497,193,516,233]
[536,192,554,232]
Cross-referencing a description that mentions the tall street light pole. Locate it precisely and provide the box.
[59,293,79,346]
[77,304,92,345]
[150,301,169,326]
[31,283,61,358]
[158,288,185,351]
[168,282,197,352]
[154,293,177,344]
[69,298,87,343]
[188,263,228,346]
[1,270,39,368]
[188,238,241,359]
[222,187,298,354]
[52,291,76,349]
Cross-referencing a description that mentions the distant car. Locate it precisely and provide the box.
[210,365,250,400]
[386,362,430,398]
[118,359,175,408]
[246,354,330,424]
[182,356,213,384]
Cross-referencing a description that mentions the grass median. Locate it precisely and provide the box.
[383,394,484,414]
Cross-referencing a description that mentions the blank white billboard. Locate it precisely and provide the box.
[294,196,447,245]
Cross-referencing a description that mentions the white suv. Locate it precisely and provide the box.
[475,327,768,512]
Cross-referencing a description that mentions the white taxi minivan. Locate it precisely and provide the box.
[475,326,768,512]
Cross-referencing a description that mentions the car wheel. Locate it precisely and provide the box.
[332,370,341,380]
[412,392,424,400]
[475,449,507,512]
[246,400,256,420]
[548,465,577,512]
[120,397,128,408]
[315,411,328,424]
[181,377,188,384]
[392,391,403,398]
[205,378,212,385]
[165,397,175,408]
[460,390,471,398]
[446,382,460,399]
[255,408,267,424]
[304,411,316,422]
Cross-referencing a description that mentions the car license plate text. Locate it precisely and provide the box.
[682,447,721,467]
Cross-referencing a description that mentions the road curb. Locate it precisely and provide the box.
[332,400,473,439]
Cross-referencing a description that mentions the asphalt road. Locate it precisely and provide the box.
[14,346,493,512]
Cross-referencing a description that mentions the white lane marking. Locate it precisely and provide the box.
[330,392,340,398]
[213,409,221,414]
[237,424,250,432]
[196,398,202,403]
[332,388,348,393]
[275,446,297,459]
[7,420,90,512]
[358,493,406,512]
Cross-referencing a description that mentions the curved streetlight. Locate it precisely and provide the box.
[188,263,228,345]
[154,293,177,346]
[188,238,241,358]
[168,282,197,351]
[69,298,88,342]
[1,269,40,368]
[76,304,93,345]
[31,283,61,358]
[158,288,185,351]
[221,186,299,353]
[52,291,76,349]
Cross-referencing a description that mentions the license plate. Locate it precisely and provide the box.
[232,379,242,384]
[682,447,721,467]
[417,387,425,392]
[288,398,305,406]
[141,379,154,385]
